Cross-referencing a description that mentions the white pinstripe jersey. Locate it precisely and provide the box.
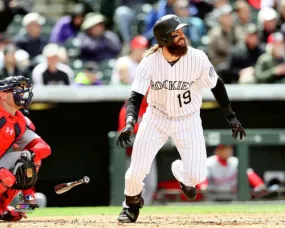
[132,47,218,117]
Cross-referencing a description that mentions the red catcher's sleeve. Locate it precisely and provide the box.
[24,138,51,161]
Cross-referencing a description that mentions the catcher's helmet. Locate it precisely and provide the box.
[153,14,189,47]
[0,76,33,110]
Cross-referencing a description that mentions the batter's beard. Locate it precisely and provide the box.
[167,39,188,57]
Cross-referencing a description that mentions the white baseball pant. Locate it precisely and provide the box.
[126,157,157,205]
[124,106,207,197]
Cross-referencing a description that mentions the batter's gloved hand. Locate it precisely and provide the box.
[227,115,246,140]
[116,116,135,148]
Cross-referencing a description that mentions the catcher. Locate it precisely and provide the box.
[0,76,51,221]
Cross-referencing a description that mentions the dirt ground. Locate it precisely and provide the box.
[1,213,285,228]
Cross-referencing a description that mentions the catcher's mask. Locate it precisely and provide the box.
[0,76,33,110]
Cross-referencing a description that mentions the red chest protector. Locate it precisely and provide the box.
[0,108,26,158]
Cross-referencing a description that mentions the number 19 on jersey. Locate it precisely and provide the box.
[177,90,191,108]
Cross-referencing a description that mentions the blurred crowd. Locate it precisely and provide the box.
[1,0,285,86]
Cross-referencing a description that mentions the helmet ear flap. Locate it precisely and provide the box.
[160,33,174,47]
[161,37,169,46]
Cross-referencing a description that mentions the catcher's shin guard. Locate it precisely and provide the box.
[0,206,27,221]
[0,168,16,195]
[0,189,20,210]
[0,189,26,221]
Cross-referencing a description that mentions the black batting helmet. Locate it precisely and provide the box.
[153,14,189,47]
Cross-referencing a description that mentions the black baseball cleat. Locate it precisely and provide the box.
[179,182,197,200]
[117,207,140,223]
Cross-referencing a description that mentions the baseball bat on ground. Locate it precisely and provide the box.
[54,176,90,194]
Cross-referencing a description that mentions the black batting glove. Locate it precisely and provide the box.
[226,114,246,140]
[116,116,135,148]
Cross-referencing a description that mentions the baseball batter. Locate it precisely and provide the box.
[116,14,246,223]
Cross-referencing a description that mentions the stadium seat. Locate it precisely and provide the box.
[7,14,55,39]
[71,59,84,75]
[99,59,116,85]
[7,14,23,36]
[65,37,81,59]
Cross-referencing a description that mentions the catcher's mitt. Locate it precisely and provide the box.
[12,151,37,190]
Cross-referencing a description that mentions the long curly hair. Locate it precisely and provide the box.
[143,44,162,58]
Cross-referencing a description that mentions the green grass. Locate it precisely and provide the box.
[29,204,285,217]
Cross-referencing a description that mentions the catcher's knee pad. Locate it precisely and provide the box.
[0,168,16,194]
[125,192,144,209]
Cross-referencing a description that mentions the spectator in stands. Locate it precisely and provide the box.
[15,12,48,60]
[57,46,69,64]
[190,0,213,20]
[0,0,33,32]
[113,0,147,44]
[0,32,12,48]
[75,61,102,85]
[277,0,285,32]
[0,33,30,71]
[233,1,252,43]
[0,44,29,79]
[50,3,85,45]
[208,5,237,67]
[15,48,31,72]
[111,35,148,85]
[258,7,279,43]
[205,0,229,29]
[144,0,176,44]
[172,0,206,48]
[254,32,285,83]
[198,144,266,201]
[0,33,13,69]
[261,0,279,9]
[32,43,74,85]
[227,24,264,84]
[77,13,121,63]
[0,0,16,33]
